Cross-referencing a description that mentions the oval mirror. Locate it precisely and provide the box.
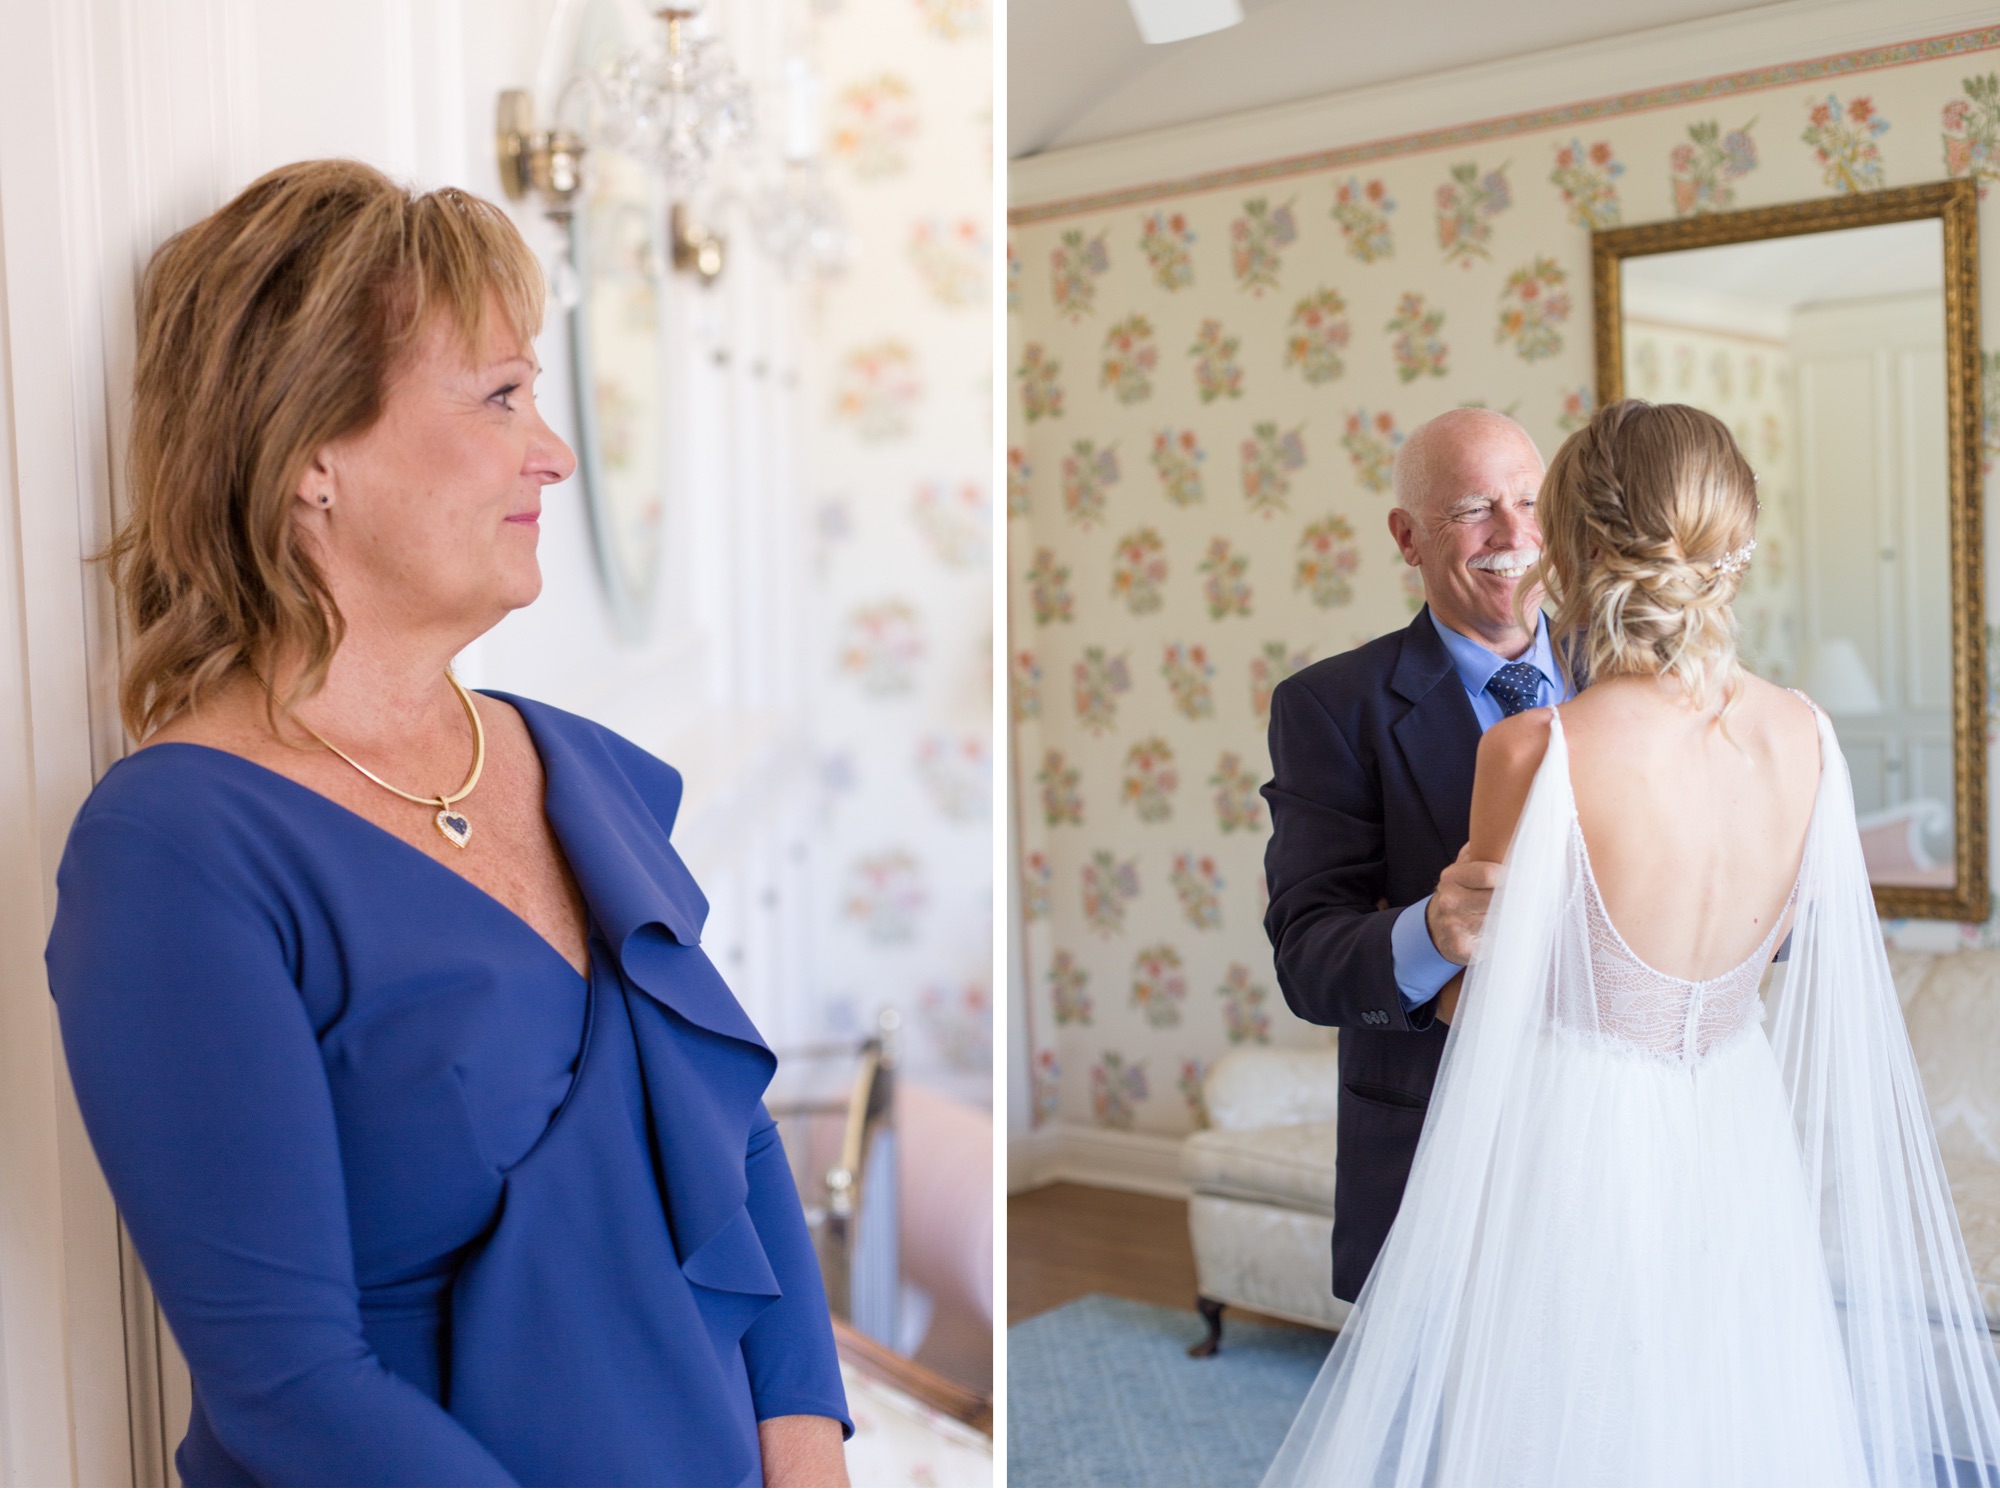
[564,0,669,641]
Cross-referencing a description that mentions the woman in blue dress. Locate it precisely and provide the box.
[43,159,851,1487]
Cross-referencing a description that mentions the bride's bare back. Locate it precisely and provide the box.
[1469,671,1821,982]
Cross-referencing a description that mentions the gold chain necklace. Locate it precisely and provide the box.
[286,669,487,848]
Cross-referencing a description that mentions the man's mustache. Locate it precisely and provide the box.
[1467,548,1541,573]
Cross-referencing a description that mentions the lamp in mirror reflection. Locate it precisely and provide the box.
[1801,636,1884,716]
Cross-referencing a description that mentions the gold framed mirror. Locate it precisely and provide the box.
[1592,179,1986,922]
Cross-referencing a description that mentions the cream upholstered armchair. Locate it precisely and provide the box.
[1181,950,2000,1358]
[1180,1042,1349,1355]
[1887,948,2000,1332]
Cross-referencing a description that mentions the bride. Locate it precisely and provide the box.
[1264,401,2000,1487]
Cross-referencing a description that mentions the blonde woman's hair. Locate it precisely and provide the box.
[1525,399,1758,714]
[112,158,544,739]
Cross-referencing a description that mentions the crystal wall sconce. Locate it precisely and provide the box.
[590,6,755,195]
[494,89,588,304]
[501,2,845,287]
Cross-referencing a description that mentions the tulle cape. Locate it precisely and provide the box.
[1262,708,2000,1487]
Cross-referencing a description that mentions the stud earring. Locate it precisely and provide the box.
[316,493,331,507]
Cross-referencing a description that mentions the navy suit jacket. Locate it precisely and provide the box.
[1262,606,1482,1302]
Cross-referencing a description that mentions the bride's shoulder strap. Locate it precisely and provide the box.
[1781,687,1833,788]
[1785,686,1835,738]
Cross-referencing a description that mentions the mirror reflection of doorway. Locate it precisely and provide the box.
[1620,217,1957,890]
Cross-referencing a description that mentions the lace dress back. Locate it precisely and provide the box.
[1550,708,1798,1065]
[1570,824,1793,1062]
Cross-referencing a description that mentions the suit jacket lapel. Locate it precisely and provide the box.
[1388,607,1482,854]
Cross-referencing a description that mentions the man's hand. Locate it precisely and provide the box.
[1425,845,1500,966]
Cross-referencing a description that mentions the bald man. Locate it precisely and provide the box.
[1261,409,1571,1304]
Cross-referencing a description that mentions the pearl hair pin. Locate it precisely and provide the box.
[1710,540,1757,575]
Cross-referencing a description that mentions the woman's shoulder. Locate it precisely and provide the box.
[54,746,310,934]
[1730,672,1823,760]
[92,680,308,830]
[1735,668,1819,719]
[67,745,336,911]
[80,681,349,862]
[75,738,276,840]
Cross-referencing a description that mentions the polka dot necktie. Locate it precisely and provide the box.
[1486,661,1544,717]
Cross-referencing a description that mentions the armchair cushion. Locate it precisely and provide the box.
[1182,1120,1338,1215]
[1884,948,1937,1010]
[1949,1154,2000,1329]
[1902,950,2000,1166]
[1203,1045,1341,1132]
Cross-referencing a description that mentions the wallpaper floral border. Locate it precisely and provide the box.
[1010,44,2000,1138]
[1008,24,2000,226]
[808,0,992,1101]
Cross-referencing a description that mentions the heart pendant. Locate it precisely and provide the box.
[435,807,471,848]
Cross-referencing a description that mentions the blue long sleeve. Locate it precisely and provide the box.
[738,1107,855,1435]
[47,809,516,1488]
[1391,896,1463,1009]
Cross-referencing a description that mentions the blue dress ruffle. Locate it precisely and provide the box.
[46,693,849,1487]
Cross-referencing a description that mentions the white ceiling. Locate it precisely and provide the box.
[1621,219,1945,338]
[1626,218,1945,309]
[1008,0,1797,160]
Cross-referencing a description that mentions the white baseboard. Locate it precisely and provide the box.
[1008,1122,1189,1199]
[1006,1126,1060,1192]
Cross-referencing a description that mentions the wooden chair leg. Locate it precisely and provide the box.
[1188,1295,1225,1357]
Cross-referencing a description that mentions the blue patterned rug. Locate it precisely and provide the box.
[1007,1294,1334,1487]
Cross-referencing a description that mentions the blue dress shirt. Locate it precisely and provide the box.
[1390,612,1571,1009]
[45,693,850,1487]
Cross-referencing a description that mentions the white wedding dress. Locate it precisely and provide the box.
[1264,705,2000,1487]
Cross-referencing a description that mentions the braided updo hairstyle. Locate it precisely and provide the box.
[1526,399,1758,713]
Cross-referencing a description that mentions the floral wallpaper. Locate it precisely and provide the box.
[809,0,990,1101]
[1010,48,2000,1138]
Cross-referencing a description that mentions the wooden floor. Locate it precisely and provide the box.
[1006,1182,1201,1325]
